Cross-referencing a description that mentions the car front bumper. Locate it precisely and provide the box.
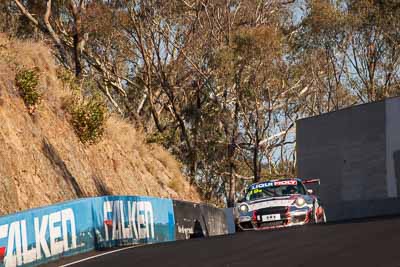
[236,208,312,231]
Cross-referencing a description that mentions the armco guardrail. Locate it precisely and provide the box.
[0,196,228,267]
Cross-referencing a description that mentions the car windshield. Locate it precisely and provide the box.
[245,182,306,201]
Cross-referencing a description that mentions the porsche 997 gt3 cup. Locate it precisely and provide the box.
[235,178,326,231]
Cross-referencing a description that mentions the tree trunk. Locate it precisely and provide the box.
[253,145,259,182]
[227,159,236,207]
[253,127,260,183]
[227,102,239,207]
[70,0,83,78]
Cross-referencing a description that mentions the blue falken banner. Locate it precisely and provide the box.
[91,196,175,248]
[0,196,176,267]
[0,198,94,267]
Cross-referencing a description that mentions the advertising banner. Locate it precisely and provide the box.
[91,196,175,248]
[0,198,95,267]
[0,195,229,266]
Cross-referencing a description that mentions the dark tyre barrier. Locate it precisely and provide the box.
[173,200,228,240]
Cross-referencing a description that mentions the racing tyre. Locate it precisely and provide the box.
[322,210,327,223]
[312,202,322,224]
[312,206,318,224]
[313,204,326,224]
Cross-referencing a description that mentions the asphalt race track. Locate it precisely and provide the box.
[47,216,400,267]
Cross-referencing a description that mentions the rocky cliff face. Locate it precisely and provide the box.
[0,35,200,215]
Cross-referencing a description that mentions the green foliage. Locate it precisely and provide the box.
[57,68,80,92]
[57,67,108,144]
[146,126,179,148]
[15,67,41,112]
[146,131,166,144]
[68,96,108,144]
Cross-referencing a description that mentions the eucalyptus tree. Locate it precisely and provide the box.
[8,0,320,206]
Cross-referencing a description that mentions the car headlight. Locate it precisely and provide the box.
[295,197,306,207]
[239,204,249,213]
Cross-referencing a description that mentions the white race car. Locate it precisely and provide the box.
[235,178,326,231]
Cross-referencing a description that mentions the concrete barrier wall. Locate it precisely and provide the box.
[91,196,175,249]
[223,208,236,234]
[0,197,229,267]
[172,201,228,240]
[325,198,400,222]
[297,100,387,203]
[297,97,400,222]
[0,198,95,267]
[199,204,228,237]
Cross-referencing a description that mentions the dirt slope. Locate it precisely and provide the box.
[0,35,200,215]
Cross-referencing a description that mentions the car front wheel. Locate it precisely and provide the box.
[313,203,326,224]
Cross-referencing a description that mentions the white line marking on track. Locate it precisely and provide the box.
[59,244,147,267]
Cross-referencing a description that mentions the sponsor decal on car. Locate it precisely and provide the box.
[274,180,297,186]
[249,180,298,190]
[250,182,274,190]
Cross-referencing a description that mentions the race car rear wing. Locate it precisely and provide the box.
[302,178,321,185]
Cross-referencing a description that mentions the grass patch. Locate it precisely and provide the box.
[15,66,41,113]
[168,175,184,193]
[68,95,108,144]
